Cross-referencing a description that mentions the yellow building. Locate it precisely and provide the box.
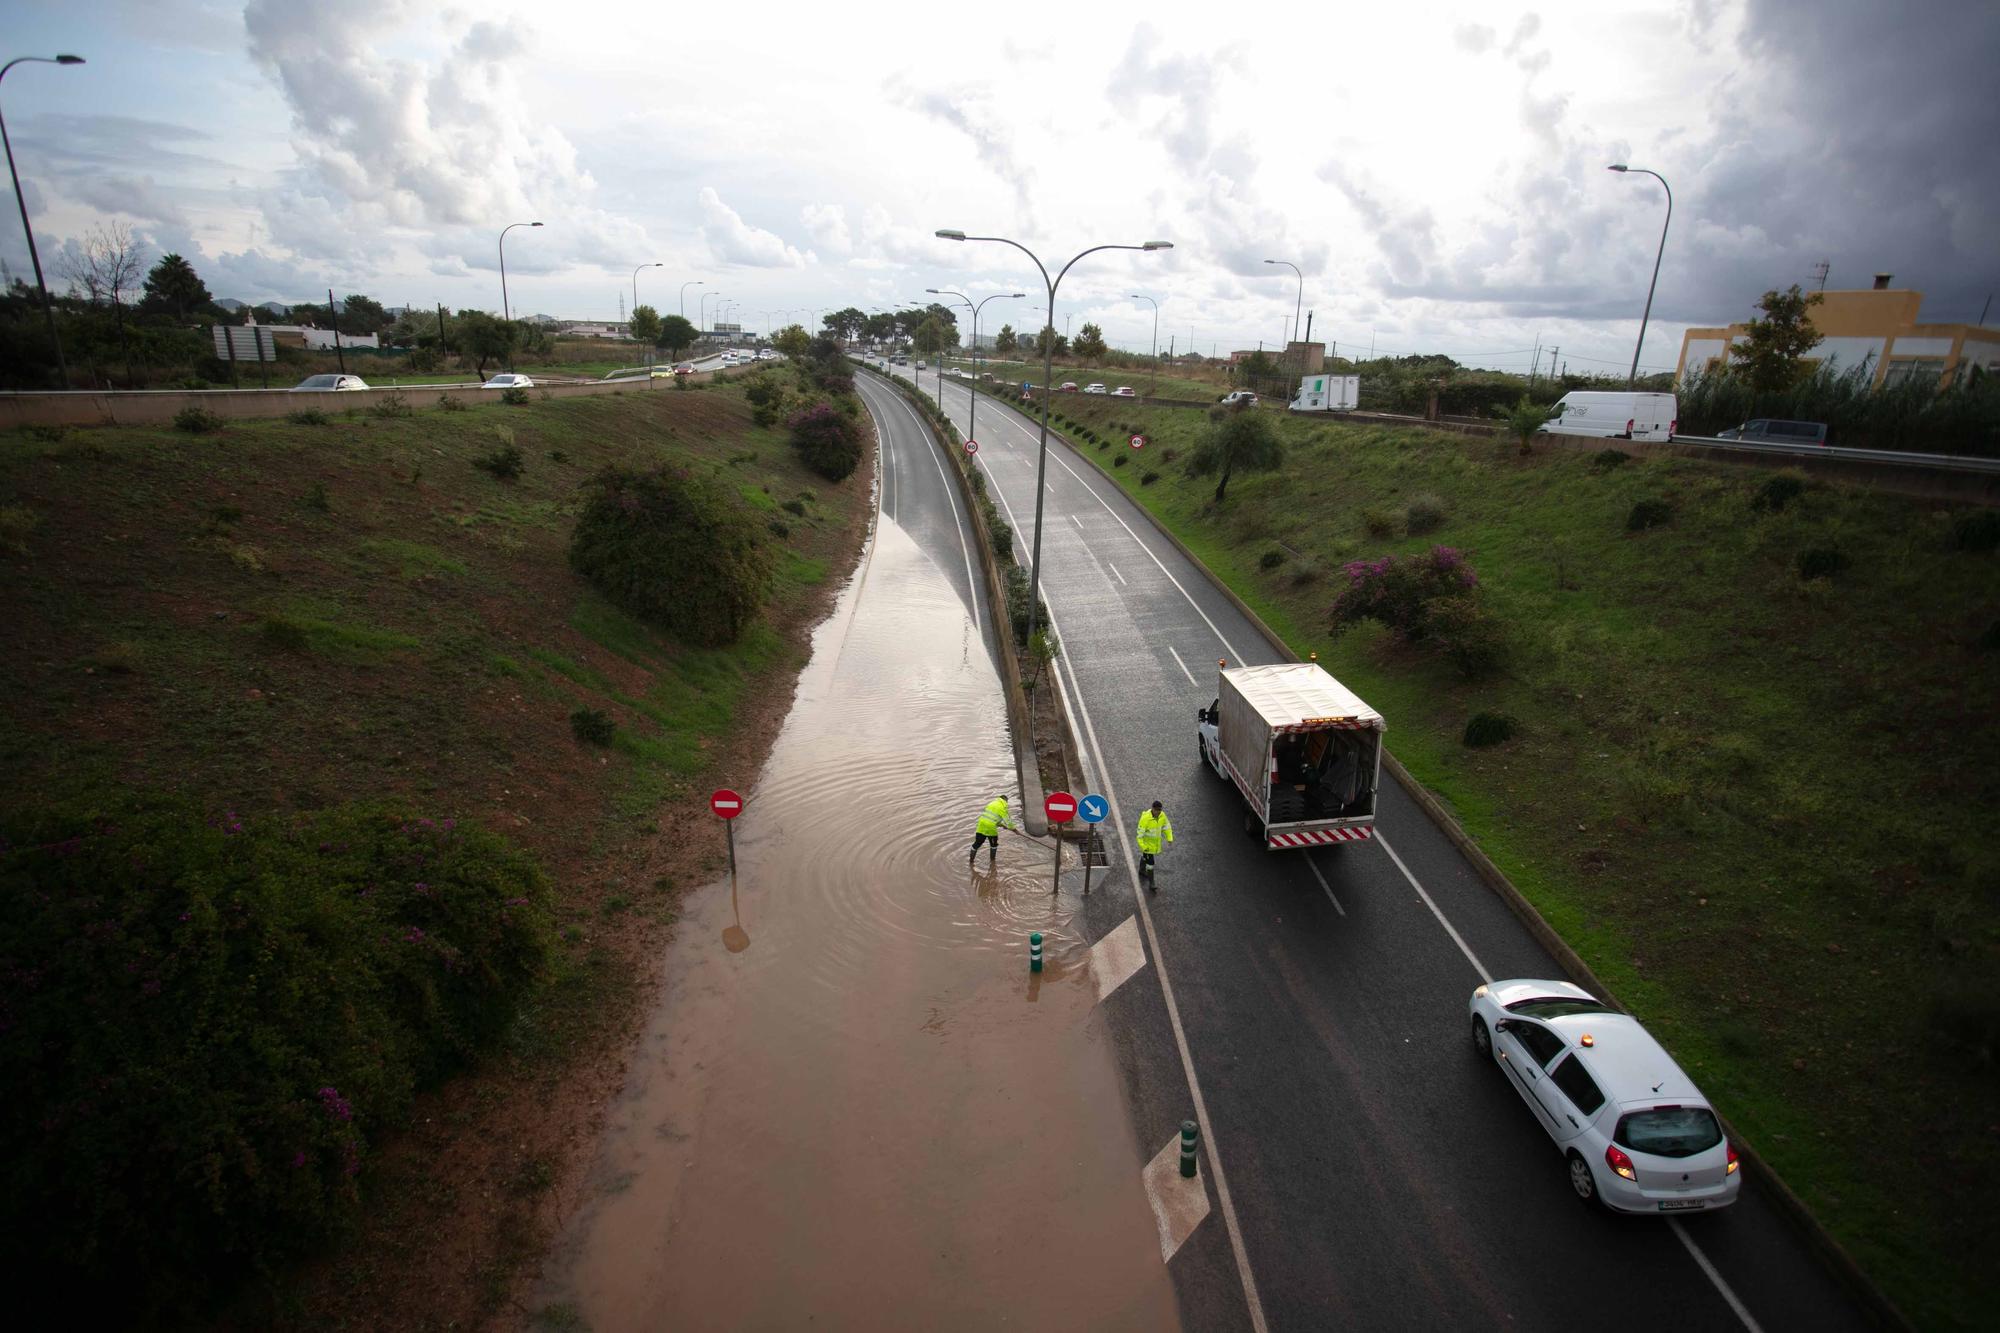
[1677,276,2000,389]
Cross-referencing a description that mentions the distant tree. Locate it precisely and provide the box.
[994,324,1017,354]
[656,313,697,360]
[337,293,389,334]
[139,253,212,321]
[59,222,144,382]
[914,316,947,359]
[1071,322,1108,360]
[824,306,867,343]
[1185,402,1285,503]
[453,309,515,376]
[893,309,926,340]
[773,323,811,359]
[1032,325,1068,359]
[629,304,662,345]
[861,311,897,343]
[1730,284,1824,392]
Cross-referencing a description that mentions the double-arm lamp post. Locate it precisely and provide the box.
[935,229,1171,646]
[925,286,1024,444]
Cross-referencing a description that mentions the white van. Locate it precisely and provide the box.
[1539,391,1677,442]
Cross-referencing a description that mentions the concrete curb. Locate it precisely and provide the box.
[979,384,1913,1332]
[858,364,1048,838]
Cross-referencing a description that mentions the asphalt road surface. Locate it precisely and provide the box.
[868,363,1873,1333]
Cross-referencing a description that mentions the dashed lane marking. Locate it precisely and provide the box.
[1165,644,1197,687]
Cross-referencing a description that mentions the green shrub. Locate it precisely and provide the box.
[500,385,531,406]
[1463,711,1517,746]
[436,394,467,413]
[1140,470,1160,485]
[474,443,524,481]
[1004,564,1052,647]
[25,422,67,443]
[1751,473,1806,513]
[1626,498,1673,531]
[1361,505,1401,538]
[786,401,863,481]
[1954,509,2000,553]
[1405,492,1447,535]
[568,465,773,647]
[1797,546,1850,580]
[781,498,808,517]
[548,449,569,464]
[302,482,331,513]
[0,504,38,556]
[767,518,791,538]
[172,406,224,434]
[569,708,616,746]
[1259,548,1287,570]
[1329,546,1500,675]
[285,409,330,426]
[1113,453,1129,467]
[1591,448,1628,469]
[370,390,413,419]
[261,614,310,651]
[0,797,554,1317]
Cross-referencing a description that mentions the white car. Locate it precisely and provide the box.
[1469,980,1739,1214]
[1110,386,1136,398]
[291,373,370,392]
[1083,382,1108,394]
[756,349,776,360]
[1219,390,1259,407]
[482,373,534,389]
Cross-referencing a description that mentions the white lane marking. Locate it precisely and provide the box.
[1165,645,1197,687]
[1047,618,1268,1331]
[1670,1219,1766,1333]
[1303,852,1347,917]
[1376,831,1490,982]
[1142,1130,1212,1263]
[1070,513,1084,528]
[1088,915,1148,1003]
[873,377,981,637]
[1107,561,1128,586]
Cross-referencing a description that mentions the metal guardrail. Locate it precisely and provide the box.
[1669,434,2000,473]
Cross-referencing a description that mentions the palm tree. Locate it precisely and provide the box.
[1503,396,1555,456]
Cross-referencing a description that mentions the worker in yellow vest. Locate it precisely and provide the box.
[970,795,1016,865]
[1137,801,1173,881]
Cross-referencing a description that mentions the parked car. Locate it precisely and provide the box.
[290,374,370,392]
[1084,382,1108,394]
[1717,418,1828,446]
[1469,979,1739,1214]
[1059,382,1080,393]
[482,373,535,389]
[1219,390,1259,406]
[1110,386,1136,398]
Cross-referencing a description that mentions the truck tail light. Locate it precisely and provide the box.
[1626,418,1636,435]
[1606,1144,1637,1181]
[1669,419,1678,437]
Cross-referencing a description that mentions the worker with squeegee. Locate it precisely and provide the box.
[969,794,1019,866]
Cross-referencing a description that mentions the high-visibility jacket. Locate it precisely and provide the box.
[1137,809,1174,854]
[976,798,1015,837]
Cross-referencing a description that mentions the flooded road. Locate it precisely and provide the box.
[532,506,1179,1329]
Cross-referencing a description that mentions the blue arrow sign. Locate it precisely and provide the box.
[1078,794,1108,824]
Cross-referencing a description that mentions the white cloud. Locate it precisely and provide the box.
[698,188,811,269]
[802,203,852,253]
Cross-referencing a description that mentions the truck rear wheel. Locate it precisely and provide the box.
[1244,809,1261,840]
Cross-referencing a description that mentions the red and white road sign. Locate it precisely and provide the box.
[964,439,978,454]
[1129,433,1148,449]
[1045,790,1077,823]
[710,788,743,820]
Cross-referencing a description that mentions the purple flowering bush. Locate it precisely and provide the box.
[1327,546,1505,676]
[0,799,553,1315]
[786,400,864,481]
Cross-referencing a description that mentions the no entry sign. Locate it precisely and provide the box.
[1045,790,1077,824]
[964,439,978,454]
[710,788,743,820]
[1129,434,1148,449]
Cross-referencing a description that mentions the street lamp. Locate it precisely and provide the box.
[1608,164,1673,387]
[1263,257,1303,387]
[936,228,1172,647]
[926,287,1025,447]
[2,53,84,388]
[680,279,703,320]
[923,288,969,407]
[498,220,542,323]
[700,290,724,336]
[1130,292,1160,399]
[630,262,662,317]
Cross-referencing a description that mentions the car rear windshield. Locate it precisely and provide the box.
[1504,998,1617,1019]
[1616,1107,1722,1158]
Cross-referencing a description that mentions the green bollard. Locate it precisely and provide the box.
[1030,932,1044,973]
[1180,1119,1199,1178]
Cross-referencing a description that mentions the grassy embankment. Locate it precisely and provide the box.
[1006,387,1999,1330]
[0,382,870,1323]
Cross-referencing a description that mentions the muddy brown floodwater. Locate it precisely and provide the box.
[530,510,1180,1330]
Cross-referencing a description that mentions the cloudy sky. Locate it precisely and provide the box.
[4,0,1994,375]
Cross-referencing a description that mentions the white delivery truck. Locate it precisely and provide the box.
[1196,659,1385,849]
[1538,391,1677,442]
[1290,373,1360,412]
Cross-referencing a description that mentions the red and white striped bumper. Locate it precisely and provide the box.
[1267,826,1374,849]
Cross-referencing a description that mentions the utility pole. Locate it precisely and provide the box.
[328,287,346,375]
[1550,347,1559,383]
[1811,260,1830,292]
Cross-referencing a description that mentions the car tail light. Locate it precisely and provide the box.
[1606,1144,1637,1181]
[1726,1141,1739,1175]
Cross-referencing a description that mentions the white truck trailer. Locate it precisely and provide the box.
[1289,373,1360,412]
[1196,660,1385,849]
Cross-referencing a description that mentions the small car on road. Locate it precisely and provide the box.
[1219,390,1259,407]
[673,361,695,378]
[1718,418,1828,446]
[1110,386,1136,397]
[1469,979,1739,1214]
[482,373,535,390]
[1084,382,1108,394]
[1058,382,1079,393]
[291,373,370,392]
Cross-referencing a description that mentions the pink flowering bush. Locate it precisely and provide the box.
[1328,546,1504,676]
[0,799,553,1317]
[786,399,864,481]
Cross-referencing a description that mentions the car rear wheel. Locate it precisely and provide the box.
[1566,1151,1600,1207]
[1471,1015,1491,1059]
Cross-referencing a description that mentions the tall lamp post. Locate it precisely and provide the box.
[926,287,1023,441]
[630,262,661,316]
[1608,163,1672,388]
[680,279,703,319]
[936,229,1172,646]
[700,290,724,338]
[2,53,84,388]
[1130,292,1160,399]
[1263,257,1302,389]
[498,220,542,323]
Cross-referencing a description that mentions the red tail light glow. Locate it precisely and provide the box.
[1606,1144,1637,1181]
[1626,418,1636,435]
[1726,1141,1739,1175]
[1669,419,1678,436]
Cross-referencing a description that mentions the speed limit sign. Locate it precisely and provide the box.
[1129,434,1148,449]
[964,439,978,455]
